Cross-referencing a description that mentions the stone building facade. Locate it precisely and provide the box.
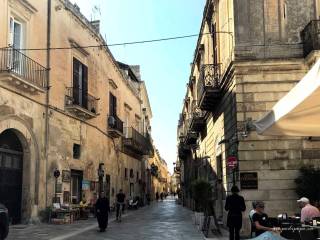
[0,0,153,223]
[148,150,170,200]
[177,0,320,233]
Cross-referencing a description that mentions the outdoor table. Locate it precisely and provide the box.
[50,209,72,224]
[70,208,80,221]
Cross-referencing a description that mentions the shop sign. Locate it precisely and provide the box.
[82,180,90,190]
[240,172,258,189]
[227,156,237,169]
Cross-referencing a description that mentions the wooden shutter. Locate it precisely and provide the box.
[73,58,80,105]
[82,64,88,109]
[109,93,117,116]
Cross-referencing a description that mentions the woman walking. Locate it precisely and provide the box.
[225,185,246,240]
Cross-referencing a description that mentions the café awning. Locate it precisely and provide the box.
[254,59,320,136]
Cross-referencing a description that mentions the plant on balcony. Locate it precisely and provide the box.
[191,179,212,212]
[295,167,320,203]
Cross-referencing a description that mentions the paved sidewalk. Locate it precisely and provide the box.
[7,198,213,240]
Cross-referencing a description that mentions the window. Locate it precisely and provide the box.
[124,168,128,179]
[283,2,287,19]
[136,171,139,182]
[73,144,81,159]
[73,58,88,108]
[109,93,117,116]
[130,169,134,178]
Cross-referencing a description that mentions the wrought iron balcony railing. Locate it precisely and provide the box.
[123,127,151,156]
[146,132,155,157]
[301,20,320,57]
[65,87,99,119]
[0,47,47,92]
[107,115,124,138]
[189,106,206,132]
[197,63,222,111]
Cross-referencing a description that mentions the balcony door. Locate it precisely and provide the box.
[109,93,117,117]
[9,17,23,49]
[9,16,24,74]
[73,58,88,109]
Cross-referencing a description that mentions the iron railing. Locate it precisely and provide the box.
[146,132,155,156]
[0,47,47,88]
[123,127,150,155]
[197,63,221,101]
[301,20,320,57]
[108,115,124,134]
[65,87,98,114]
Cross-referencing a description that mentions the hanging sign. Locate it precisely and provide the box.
[227,156,237,169]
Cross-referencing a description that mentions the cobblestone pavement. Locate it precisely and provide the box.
[7,198,226,240]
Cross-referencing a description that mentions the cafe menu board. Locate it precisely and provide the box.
[240,172,258,189]
[62,170,71,182]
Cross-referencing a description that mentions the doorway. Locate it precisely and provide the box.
[0,129,23,224]
[71,170,83,204]
[216,155,224,220]
[130,183,134,197]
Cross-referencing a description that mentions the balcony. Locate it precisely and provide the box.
[65,87,99,119]
[159,177,167,183]
[146,132,155,157]
[123,127,152,157]
[197,64,222,111]
[107,115,124,138]
[301,20,320,57]
[184,130,198,145]
[178,142,190,160]
[189,107,206,132]
[0,47,47,93]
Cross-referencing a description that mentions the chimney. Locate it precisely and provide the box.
[90,20,100,33]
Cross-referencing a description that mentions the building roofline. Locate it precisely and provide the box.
[61,0,142,102]
[179,0,211,117]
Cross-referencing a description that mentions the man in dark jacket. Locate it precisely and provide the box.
[95,192,110,232]
[225,185,246,240]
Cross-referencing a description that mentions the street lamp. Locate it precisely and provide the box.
[98,163,105,196]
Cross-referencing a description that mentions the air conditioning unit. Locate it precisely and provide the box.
[108,116,115,127]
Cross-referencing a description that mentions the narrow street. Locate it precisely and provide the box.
[8,198,208,240]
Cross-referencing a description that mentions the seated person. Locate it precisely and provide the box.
[297,197,320,223]
[249,201,257,220]
[252,201,279,237]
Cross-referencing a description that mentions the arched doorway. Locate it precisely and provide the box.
[0,129,23,224]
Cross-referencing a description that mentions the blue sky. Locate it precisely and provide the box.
[71,0,206,173]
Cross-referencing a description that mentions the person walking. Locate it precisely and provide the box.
[225,185,246,240]
[156,192,159,201]
[95,192,110,232]
[116,189,126,221]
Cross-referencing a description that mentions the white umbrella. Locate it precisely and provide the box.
[254,59,320,136]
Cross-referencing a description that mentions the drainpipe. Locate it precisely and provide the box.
[44,0,52,208]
